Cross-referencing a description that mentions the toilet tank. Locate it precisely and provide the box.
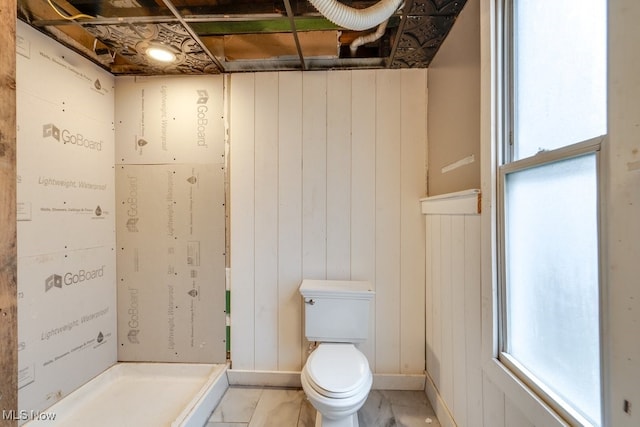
[299,280,375,343]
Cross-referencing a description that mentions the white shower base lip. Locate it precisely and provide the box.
[25,362,229,427]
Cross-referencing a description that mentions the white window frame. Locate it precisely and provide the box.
[493,1,607,426]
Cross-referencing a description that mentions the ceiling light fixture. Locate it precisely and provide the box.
[146,46,176,63]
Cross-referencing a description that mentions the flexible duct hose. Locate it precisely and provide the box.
[307,0,403,31]
[350,19,389,55]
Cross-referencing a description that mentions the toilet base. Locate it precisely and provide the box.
[314,411,359,427]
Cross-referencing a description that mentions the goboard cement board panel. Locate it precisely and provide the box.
[116,164,225,362]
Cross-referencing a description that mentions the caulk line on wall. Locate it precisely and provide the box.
[441,154,475,174]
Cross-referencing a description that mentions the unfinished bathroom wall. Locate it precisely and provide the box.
[16,21,117,414]
[114,75,226,363]
[229,69,427,376]
[427,0,481,196]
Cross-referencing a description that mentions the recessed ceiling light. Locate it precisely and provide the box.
[146,46,176,63]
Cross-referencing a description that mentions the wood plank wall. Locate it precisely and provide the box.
[229,69,427,374]
[0,0,17,422]
[424,207,484,426]
[422,192,536,427]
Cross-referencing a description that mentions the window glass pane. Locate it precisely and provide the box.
[505,153,600,425]
[513,0,606,160]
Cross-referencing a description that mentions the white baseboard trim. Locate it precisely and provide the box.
[226,369,426,391]
[227,370,302,387]
[372,373,426,390]
[424,371,457,427]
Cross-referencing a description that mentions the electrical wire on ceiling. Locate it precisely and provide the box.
[47,0,95,20]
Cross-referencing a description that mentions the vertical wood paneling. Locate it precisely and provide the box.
[451,215,468,425]
[230,73,256,369]
[440,216,454,404]
[425,215,435,376]
[465,216,484,423]
[375,69,402,373]
[253,72,279,370]
[351,70,377,368]
[400,69,427,373]
[277,72,303,371]
[301,72,327,280]
[505,399,534,427]
[431,215,443,386]
[326,71,352,280]
[230,70,427,376]
[483,373,506,427]
[424,208,485,426]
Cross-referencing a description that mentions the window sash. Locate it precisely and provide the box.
[500,136,603,175]
[504,0,607,163]
[497,137,605,426]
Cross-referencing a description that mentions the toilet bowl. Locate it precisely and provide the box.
[301,343,372,427]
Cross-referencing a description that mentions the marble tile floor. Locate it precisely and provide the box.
[205,386,441,427]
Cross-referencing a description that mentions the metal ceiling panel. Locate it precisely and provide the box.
[18,0,468,75]
[83,22,220,74]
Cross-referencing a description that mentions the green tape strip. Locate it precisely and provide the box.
[226,290,231,353]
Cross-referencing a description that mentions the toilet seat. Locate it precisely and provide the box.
[305,343,370,399]
[301,368,372,422]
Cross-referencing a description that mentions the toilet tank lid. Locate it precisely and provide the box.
[299,280,374,299]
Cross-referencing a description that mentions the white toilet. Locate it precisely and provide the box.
[299,279,375,427]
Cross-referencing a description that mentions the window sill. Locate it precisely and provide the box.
[482,357,571,427]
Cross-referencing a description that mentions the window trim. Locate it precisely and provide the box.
[500,352,599,427]
[496,0,607,424]
[479,0,610,425]
[501,0,514,165]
